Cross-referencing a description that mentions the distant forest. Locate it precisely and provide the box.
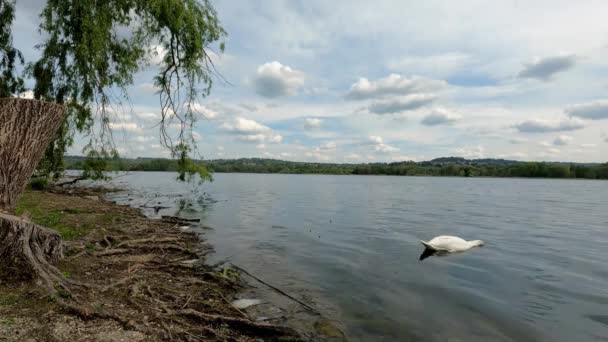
[63,156,608,180]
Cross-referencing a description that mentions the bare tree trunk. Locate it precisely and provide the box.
[0,98,66,289]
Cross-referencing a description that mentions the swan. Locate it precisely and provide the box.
[420,235,484,253]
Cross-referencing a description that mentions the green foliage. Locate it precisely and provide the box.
[29,177,49,191]
[0,0,24,97]
[63,156,608,180]
[25,0,225,182]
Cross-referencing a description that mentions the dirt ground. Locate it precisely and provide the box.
[0,188,302,341]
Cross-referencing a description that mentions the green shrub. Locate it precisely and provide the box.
[29,177,49,190]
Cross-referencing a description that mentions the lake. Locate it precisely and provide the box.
[100,172,608,341]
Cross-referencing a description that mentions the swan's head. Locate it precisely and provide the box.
[470,240,485,247]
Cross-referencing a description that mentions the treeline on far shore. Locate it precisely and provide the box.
[63,156,608,180]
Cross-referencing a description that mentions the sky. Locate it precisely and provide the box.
[12,0,608,163]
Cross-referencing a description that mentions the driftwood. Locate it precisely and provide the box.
[230,264,321,315]
[161,215,200,224]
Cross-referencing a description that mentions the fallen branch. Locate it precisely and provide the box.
[115,236,180,248]
[230,264,321,316]
[177,308,299,337]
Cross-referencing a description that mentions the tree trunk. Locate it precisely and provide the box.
[0,98,66,289]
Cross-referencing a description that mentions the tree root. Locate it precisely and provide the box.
[0,212,67,292]
[176,308,299,337]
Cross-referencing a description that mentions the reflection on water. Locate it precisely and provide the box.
[97,172,608,341]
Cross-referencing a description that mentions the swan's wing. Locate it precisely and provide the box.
[427,236,466,251]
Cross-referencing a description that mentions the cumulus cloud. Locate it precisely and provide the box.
[367,135,399,153]
[453,145,484,159]
[580,143,597,148]
[421,107,462,126]
[514,118,585,133]
[518,55,577,81]
[221,117,271,133]
[304,118,323,129]
[553,135,573,146]
[565,99,608,120]
[192,103,219,119]
[252,61,305,98]
[366,94,437,114]
[221,117,282,144]
[345,74,446,100]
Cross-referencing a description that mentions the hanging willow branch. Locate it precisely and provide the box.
[29,0,226,182]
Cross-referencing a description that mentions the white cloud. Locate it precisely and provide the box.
[514,118,585,133]
[366,94,437,115]
[390,155,417,162]
[109,122,143,133]
[139,83,159,94]
[304,118,323,129]
[539,141,552,147]
[148,45,167,65]
[18,90,34,99]
[421,107,462,126]
[134,112,159,123]
[581,143,597,148]
[345,153,362,160]
[315,141,337,152]
[453,145,485,159]
[553,135,573,146]
[346,74,446,100]
[221,117,271,133]
[367,135,399,153]
[192,103,219,120]
[566,99,608,120]
[305,151,331,161]
[256,143,266,149]
[221,117,282,144]
[518,55,577,81]
[252,61,305,98]
[131,136,155,143]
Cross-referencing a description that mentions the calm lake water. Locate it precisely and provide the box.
[99,172,608,341]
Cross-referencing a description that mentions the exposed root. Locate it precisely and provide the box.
[177,308,299,337]
[93,248,130,257]
[0,212,66,292]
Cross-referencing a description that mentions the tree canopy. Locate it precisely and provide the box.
[1,0,225,182]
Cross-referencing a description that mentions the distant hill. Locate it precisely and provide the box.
[63,155,608,180]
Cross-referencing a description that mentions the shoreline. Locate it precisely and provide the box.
[0,187,302,341]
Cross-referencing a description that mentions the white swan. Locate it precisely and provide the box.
[420,235,484,253]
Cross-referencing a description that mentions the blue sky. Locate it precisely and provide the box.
[13,0,608,162]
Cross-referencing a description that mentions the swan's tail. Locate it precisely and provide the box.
[419,240,437,251]
[419,240,437,261]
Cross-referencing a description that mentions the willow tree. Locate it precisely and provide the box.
[0,0,224,289]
